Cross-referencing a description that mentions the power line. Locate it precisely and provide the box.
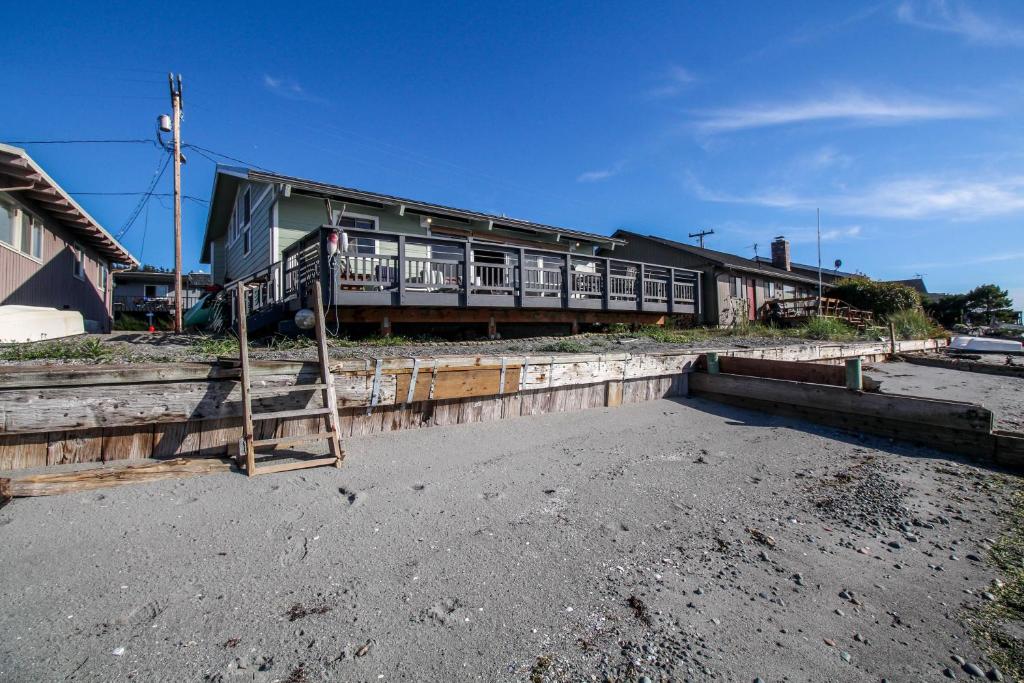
[68,191,207,202]
[5,138,159,146]
[182,143,269,171]
[115,151,172,240]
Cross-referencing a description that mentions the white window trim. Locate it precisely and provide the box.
[0,201,44,264]
[335,212,380,255]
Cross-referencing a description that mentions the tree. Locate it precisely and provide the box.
[923,294,969,328]
[965,284,1015,324]
[829,277,921,316]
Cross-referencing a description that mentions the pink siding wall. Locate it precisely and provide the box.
[0,217,112,331]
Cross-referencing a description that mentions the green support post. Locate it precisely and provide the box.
[706,352,720,374]
[845,357,863,391]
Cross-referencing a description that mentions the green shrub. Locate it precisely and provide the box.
[886,308,945,340]
[799,317,857,341]
[830,277,921,315]
[0,338,112,362]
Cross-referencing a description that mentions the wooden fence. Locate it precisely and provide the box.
[0,339,944,472]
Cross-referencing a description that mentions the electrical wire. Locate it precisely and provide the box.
[6,137,158,145]
[115,150,171,240]
[182,143,269,171]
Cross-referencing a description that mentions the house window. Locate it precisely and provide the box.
[336,215,378,255]
[766,281,776,298]
[0,200,13,247]
[21,213,43,259]
[144,284,158,298]
[72,244,85,280]
[728,275,743,298]
[99,263,108,292]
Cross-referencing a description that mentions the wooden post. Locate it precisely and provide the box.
[516,247,526,308]
[463,241,472,307]
[570,320,579,335]
[668,268,676,315]
[487,316,497,340]
[380,316,392,337]
[169,73,184,334]
[706,352,720,374]
[638,263,646,311]
[564,253,572,308]
[235,285,255,476]
[312,279,344,467]
[845,357,862,391]
[603,258,611,310]
[397,234,407,305]
[889,321,897,355]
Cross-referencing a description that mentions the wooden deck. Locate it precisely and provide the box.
[278,227,702,318]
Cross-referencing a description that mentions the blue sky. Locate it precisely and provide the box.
[4,0,1023,307]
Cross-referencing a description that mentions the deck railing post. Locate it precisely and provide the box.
[564,253,572,308]
[462,241,472,307]
[397,234,407,305]
[517,247,526,307]
[603,258,611,310]
[668,268,676,315]
[638,263,646,311]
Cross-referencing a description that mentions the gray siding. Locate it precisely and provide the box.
[222,182,274,282]
[211,237,227,284]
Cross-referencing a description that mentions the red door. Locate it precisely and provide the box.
[747,279,757,320]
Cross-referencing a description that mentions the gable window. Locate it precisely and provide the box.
[72,244,85,280]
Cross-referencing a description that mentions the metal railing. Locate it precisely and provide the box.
[113,294,201,313]
[274,226,702,315]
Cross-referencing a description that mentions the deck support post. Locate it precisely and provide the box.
[845,357,862,391]
[570,320,579,335]
[380,316,392,337]
[487,316,498,339]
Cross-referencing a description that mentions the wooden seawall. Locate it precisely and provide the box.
[0,339,944,472]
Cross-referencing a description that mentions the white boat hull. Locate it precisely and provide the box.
[0,305,86,343]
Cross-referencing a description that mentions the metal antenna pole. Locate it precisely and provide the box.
[170,73,184,333]
[816,208,822,317]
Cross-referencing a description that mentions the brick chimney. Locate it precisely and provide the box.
[770,236,791,271]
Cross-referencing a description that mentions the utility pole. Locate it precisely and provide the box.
[169,73,184,333]
[816,208,822,317]
[689,228,714,248]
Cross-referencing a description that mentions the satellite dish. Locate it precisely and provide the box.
[834,259,843,269]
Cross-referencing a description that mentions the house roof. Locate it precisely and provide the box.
[614,230,824,286]
[753,256,859,279]
[200,165,626,262]
[0,143,138,266]
[886,278,928,294]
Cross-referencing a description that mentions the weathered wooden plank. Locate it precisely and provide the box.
[102,425,155,462]
[2,457,234,497]
[152,421,201,458]
[0,432,49,470]
[47,428,103,466]
[197,418,243,457]
[689,372,992,433]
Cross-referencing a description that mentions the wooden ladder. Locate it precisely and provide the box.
[235,280,344,477]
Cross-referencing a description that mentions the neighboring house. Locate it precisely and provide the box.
[198,166,702,332]
[112,270,211,314]
[606,232,824,326]
[753,256,861,285]
[886,278,928,294]
[0,143,138,332]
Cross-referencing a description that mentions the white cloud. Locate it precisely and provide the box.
[800,146,853,171]
[576,161,624,183]
[693,90,991,134]
[647,65,697,99]
[691,174,1024,220]
[263,74,323,103]
[908,252,1024,269]
[897,0,1024,46]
